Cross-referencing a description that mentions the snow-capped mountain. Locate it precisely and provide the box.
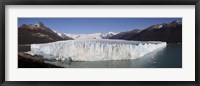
[127,20,182,43]
[109,20,182,43]
[52,32,119,39]
[101,32,119,39]
[18,22,72,44]
[64,33,103,39]
[53,30,73,40]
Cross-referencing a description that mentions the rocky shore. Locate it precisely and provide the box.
[18,52,62,68]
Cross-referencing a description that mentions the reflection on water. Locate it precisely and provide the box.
[45,44,182,68]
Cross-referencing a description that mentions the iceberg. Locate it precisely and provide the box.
[29,39,167,61]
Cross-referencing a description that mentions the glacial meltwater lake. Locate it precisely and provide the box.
[44,44,182,68]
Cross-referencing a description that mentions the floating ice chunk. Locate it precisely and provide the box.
[29,39,167,61]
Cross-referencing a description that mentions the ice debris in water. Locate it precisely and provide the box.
[28,39,167,61]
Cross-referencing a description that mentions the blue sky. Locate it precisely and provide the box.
[18,18,182,34]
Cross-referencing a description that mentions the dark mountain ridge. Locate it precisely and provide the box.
[110,29,141,39]
[110,20,182,43]
[18,22,72,44]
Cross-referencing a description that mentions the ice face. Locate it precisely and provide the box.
[30,39,167,61]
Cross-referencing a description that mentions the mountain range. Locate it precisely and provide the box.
[18,20,182,44]
[110,20,182,43]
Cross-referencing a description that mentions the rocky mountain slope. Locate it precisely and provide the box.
[110,29,141,40]
[110,21,182,43]
[18,22,72,44]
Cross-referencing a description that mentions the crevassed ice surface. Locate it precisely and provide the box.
[30,39,167,61]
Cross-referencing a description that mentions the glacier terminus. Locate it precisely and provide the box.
[27,39,167,61]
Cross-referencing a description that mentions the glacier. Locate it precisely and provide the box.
[28,39,167,61]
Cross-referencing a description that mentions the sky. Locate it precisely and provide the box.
[18,18,182,34]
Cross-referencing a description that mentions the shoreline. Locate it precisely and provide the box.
[18,52,63,68]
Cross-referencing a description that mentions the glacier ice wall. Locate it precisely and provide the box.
[30,39,167,61]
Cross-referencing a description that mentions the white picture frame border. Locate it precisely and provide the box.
[5,5,195,81]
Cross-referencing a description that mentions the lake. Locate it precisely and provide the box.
[45,43,182,68]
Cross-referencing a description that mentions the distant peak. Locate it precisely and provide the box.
[170,20,182,24]
[35,21,45,28]
[146,24,163,30]
[19,21,50,31]
[106,32,118,35]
